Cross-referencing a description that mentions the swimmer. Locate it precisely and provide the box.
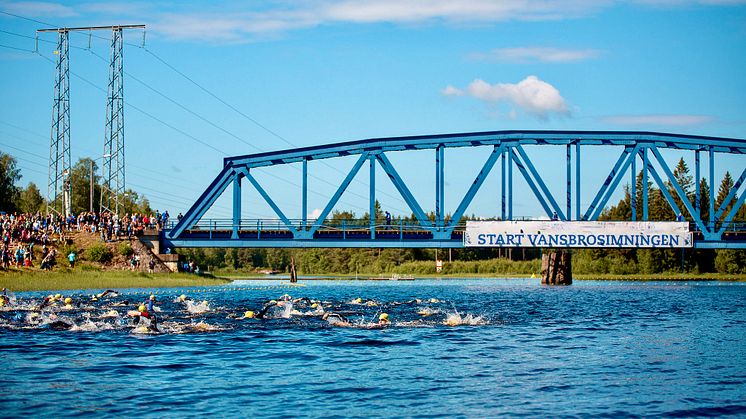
[37,295,56,310]
[63,297,74,309]
[110,300,130,307]
[130,295,159,332]
[176,294,189,303]
[0,288,9,307]
[322,312,352,327]
[378,313,390,326]
[91,289,118,301]
[254,300,279,319]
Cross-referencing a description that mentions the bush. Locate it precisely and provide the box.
[118,242,134,257]
[87,244,113,263]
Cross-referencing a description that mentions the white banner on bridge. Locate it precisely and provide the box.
[464,221,693,248]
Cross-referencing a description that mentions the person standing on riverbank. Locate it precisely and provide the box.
[67,251,76,269]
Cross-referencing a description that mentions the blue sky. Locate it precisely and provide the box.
[1,0,745,221]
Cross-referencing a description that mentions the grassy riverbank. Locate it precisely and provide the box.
[0,269,231,292]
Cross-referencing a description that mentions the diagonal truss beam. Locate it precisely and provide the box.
[169,164,237,239]
[376,152,433,228]
[648,146,709,234]
[584,146,637,221]
[712,167,746,225]
[447,145,504,230]
[240,168,298,235]
[303,153,369,238]
[514,145,566,220]
[511,148,555,219]
[717,191,746,236]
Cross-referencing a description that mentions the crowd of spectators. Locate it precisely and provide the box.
[1,210,171,270]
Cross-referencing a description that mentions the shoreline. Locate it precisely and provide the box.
[1,269,744,292]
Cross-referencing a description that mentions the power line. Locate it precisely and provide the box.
[140,47,413,212]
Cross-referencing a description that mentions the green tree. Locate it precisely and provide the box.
[68,158,102,214]
[715,171,735,224]
[669,158,694,219]
[698,178,711,223]
[17,182,45,213]
[0,152,21,212]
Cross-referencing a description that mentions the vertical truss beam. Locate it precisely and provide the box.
[566,144,572,220]
[232,173,242,239]
[302,158,308,229]
[508,147,513,220]
[376,153,433,228]
[47,30,71,217]
[575,142,581,221]
[101,28,125,215]
[709,146,715,230]
[435,145,444,227]
[369,155,376,239]
[642,149,649,220]
[501,147,506,220]
[631,150,637,221]
[695,150,701,217]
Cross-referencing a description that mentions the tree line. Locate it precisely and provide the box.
[0,152,152,215]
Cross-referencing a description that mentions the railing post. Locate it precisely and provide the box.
[343,219,346,240]
[399,219,403,240]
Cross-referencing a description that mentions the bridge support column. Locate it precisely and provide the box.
[541,249,572,285]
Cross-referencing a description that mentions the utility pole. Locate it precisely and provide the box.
[38,28,71,218]
[37,24,145,217]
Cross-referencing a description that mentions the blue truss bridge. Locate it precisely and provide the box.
[163,130,746,250]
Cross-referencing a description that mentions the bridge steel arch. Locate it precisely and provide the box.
[164,130,746,249]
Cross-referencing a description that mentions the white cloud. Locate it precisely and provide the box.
[602,114,714,126]
[2,1,76,17]
[472,46,601,63]
[444,76,570,119]
[6,0,743,43]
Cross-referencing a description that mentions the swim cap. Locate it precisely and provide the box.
[0,300,4,307]
[354,298,362,304]
[269,300,277,305]
[179,294,187,301]
[379,313,389,322]
[150,295,156,301]
[138,304,146,312]
[64,297,72,305]
[429,298,440,303]
[311,303,318,309]
[55,294,62,299]
[243,311,255,319]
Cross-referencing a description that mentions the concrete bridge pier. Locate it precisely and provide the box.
[541,249,572,285]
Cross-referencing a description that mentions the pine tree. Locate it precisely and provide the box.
[670,158,694,219]
[715,171,735,224]
[698,178,710,223]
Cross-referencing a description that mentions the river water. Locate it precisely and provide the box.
[1,279,745,417]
